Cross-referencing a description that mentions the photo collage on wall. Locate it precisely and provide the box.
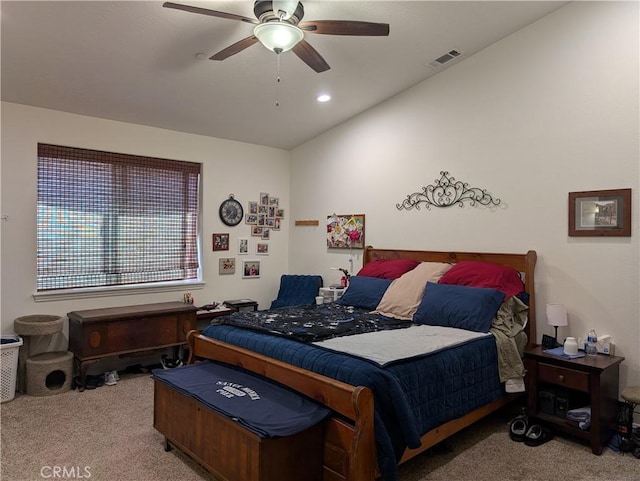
[217,192,282,277]
[245,192,284,242]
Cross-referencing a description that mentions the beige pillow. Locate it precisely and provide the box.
[374,262,452,320]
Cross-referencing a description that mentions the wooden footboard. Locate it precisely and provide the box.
[187,331,376,481]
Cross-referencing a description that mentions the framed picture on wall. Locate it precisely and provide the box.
[218,257,235,275]
[327,214,365,248]
[569,188,631,237]
[242,260,260,278]
[256,242,269,255]
[238,238,248,255]
[212,233,230,251]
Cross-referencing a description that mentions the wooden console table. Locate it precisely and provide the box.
[68,302,196,391]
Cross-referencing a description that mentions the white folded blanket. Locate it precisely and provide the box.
[314,324,489,366]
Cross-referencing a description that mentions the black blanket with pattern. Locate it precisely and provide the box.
[220,303,410,342]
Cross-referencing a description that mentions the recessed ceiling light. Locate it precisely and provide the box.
[316,94,331,103]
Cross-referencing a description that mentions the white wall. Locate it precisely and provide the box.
[1,103,291,342]
[289,1,640,393]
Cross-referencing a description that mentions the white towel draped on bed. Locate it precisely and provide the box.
[314,324,490,366]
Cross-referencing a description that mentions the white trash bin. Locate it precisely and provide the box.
[1,335,24,402]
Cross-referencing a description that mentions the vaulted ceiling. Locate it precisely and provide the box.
[1,1,568,150]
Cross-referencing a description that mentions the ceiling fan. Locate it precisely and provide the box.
[163,1,390,73]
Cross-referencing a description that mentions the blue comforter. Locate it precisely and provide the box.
[201,324,503,481]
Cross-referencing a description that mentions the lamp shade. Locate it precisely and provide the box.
[254,22,304,53]
[546,303,568,327]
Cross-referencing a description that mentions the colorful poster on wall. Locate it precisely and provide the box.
[326,214,365,249]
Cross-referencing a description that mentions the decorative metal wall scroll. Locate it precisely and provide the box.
[396,171,501,211]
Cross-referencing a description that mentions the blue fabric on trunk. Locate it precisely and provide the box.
[153,361,330,438]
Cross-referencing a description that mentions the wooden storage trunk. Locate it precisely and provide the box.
[153,379,324,481]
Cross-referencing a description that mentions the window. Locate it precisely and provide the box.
[37,144,201,292]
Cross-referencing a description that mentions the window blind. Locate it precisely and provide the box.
[37,144,201,291]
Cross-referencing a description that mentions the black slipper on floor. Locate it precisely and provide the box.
[509,415,529,442]
[84,374,104,390]
[524,424,553,446]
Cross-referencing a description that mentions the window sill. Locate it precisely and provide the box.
[33,280,205,302]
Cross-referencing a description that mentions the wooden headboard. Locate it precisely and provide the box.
[362,246,538,346]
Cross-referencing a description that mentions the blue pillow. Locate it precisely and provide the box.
[413,282,505,333]
[336,276,393,310]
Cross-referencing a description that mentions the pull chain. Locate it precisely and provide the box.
[275,52,281,107]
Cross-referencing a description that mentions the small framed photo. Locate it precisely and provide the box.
[212,233,230,251]
[242,260,261,278]
[219,257,235,275]
[245,214,258,225]
[276,208,285,218]
[569,188,631,237]
[238,238,249,255]
[273,217,282,230]
[260,192,269,205]
[262,227,270,240]
[248,201,258,214]
[269,196,279,206]
[256,242,269,255]
[251,226,263,236]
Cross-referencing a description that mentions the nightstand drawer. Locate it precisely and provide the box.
[538,363,589,392]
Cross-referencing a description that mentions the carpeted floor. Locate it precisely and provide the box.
[1,373,638,481]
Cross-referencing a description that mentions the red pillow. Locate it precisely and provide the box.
[438,261,524,298]
[357,259,420,280]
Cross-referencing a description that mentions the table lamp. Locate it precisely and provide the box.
[546,303,568,347]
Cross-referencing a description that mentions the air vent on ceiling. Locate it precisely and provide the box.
[427,49,462,69]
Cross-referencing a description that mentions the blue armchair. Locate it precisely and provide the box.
[270,275,323,309]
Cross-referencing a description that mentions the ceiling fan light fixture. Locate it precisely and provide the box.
[254,22,304,53]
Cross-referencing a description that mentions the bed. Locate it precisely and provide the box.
[154,246,537,481]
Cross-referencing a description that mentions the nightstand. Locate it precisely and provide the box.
[524,345,625,454]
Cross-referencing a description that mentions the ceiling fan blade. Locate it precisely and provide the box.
[163,2,259,25]
[292,40,330,73]
[210,36,260,61]
[299,20,389,36]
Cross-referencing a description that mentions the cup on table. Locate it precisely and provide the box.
[563,337,578,355]
[315,296,324,305]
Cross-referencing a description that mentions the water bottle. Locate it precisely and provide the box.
[586,329,598,356]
